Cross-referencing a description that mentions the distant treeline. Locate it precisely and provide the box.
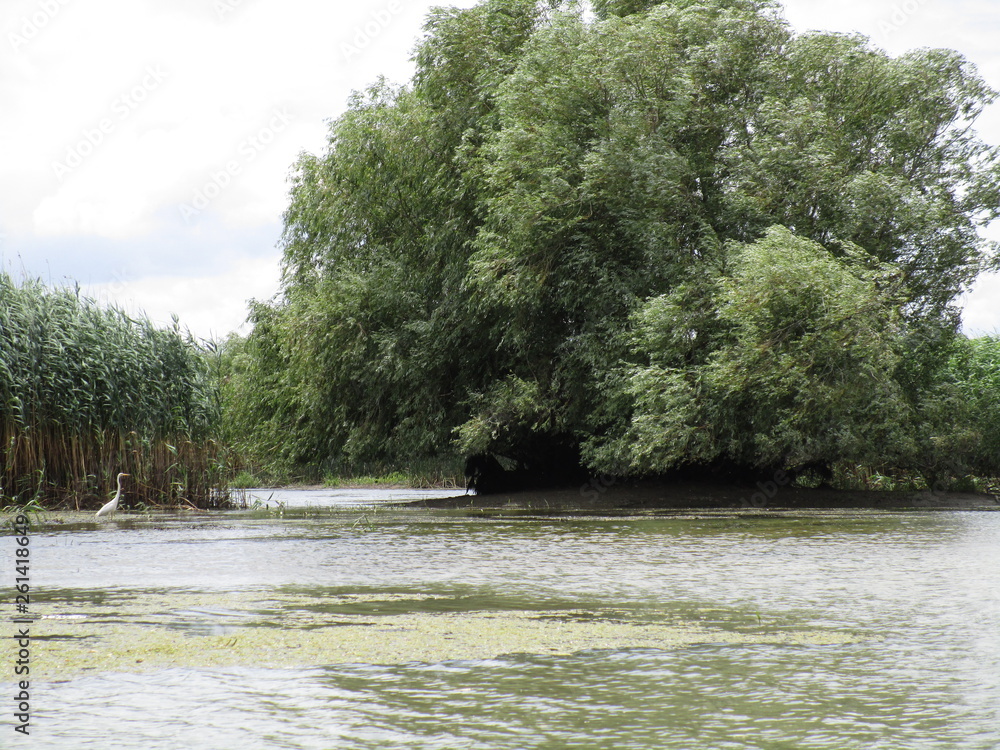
[221,0,1000,489]
[0,273,227,509]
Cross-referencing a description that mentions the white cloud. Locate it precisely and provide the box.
[961,272,1000,336]
[84,254,282,341]
[1,0,998,338]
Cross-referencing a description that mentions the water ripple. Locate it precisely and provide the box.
[6,507,999,749]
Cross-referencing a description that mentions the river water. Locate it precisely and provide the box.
[4,489,999,749]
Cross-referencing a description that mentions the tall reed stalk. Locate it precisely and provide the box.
[0,273,229,509]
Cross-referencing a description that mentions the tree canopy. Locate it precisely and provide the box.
[224,0,1000,484]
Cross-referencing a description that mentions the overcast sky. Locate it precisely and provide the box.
[2,0,998,340]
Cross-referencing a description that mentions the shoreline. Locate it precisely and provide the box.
[395,480,1000,512]
[243,480,463,492]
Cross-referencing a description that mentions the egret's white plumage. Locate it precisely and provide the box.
[96,473,129,519]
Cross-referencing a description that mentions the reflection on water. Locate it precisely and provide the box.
[6,492,1000,749]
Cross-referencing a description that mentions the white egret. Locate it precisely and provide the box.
[95,473,129,519]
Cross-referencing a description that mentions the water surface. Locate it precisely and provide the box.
[4,490,999,749]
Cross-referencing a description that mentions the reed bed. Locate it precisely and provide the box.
[1,273,229,509]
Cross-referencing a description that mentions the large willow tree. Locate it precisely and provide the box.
[229,0,1000,481]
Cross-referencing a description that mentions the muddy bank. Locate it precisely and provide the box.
[400,479,1000,512]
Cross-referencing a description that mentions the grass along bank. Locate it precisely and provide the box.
[0,273,231,511]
